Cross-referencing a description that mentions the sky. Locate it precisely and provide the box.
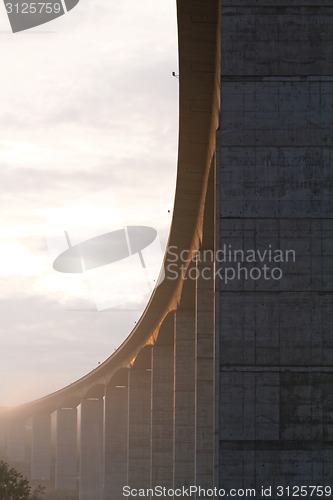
[0,0,179,406]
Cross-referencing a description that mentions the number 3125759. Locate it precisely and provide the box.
[5,3,62,14]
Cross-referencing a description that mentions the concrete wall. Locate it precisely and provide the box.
[219,0,333,490]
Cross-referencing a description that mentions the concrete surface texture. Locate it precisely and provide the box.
[219,0,333,492]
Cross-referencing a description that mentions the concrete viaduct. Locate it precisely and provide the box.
[0,0,332,499]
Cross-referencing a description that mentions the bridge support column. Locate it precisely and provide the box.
[0,422,6,460]
[104,373,129,500]
[79,398,104,500]
[195,260,215,495]
[174,309,196,492]
[53,408,77,491]
[128,347,152,490]
[151,339,174,488]
[31,414,51,481]
[7,419,26,463]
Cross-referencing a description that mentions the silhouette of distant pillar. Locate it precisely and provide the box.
[53,407,77,491]
[151,315,175,488]
[79,397,104,500]
[7,419,26,462]
[104,370,129,500]
[0,422,6,460]
[31,414,52,481]
[195,258,215,494]
[128,347,152,489]
[174,307,196,491]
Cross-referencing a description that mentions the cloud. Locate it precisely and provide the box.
[0,0,178,406]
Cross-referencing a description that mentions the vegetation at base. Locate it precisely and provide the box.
[0,460,45,500]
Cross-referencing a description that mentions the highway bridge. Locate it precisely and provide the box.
[1,0,332,498]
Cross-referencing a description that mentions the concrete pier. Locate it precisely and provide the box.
[173,308,196,491]
[7,419,26,463]
[219,0,333,488]
[0,422,6,459]
[195,259,215,494]
[53,407,77,491]
[127,347,152,490]
[104,370,129,500]
[151,316,175,488]
[79,398,104,500]
[31,414,51,481]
